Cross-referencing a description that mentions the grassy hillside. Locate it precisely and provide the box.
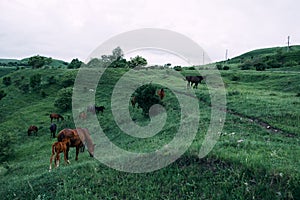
[0,58,299,199]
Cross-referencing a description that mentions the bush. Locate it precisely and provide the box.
[223,66,230,70]
[2,77,11,86]
[0,90,7,100]
[61,71,77,88]
[216,64,223,70]
[255,63,266,71]
[54,87,73,111]
[173,66,182,71]
[134,84,162,117]
[19,84,29,93]
[231,75,240,81]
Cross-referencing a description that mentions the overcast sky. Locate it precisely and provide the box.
[1,0,299,65]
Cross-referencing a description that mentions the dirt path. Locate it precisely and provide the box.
[174,89,296,137]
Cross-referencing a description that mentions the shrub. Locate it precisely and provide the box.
[231,75,240,81]
[0,90,7,100]
[216,64,223,70]
[134,84,162,117]
[19,84,29,93]
[173,66,182,71]
[223,66,230,70]
[54,87,73,111]
[61,71,77,88]
[2,77,11,86]
[255,63,266,71]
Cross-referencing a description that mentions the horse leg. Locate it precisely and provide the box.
[55,153,60,168]
[75,146,79,161]
[63,149,70,164]
[49,154,55,171]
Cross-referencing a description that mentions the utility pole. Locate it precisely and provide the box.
[287,36,290,52]
[225,49,228,61]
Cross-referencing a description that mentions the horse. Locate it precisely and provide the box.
[57,128,95,161]
[87,105,96,114]
[79,111,87,120]
[95,106,105,114]
[131,96,137,108]
[49,123,57,138]
[49,139,70,171]
[157,88,165,100]
[50,113,64,123]
[185,76,205,89]
[28,125,38,136]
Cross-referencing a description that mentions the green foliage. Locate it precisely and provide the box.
[173,65,182,71]
[254,62,266,71]
[29,74,42,91]
[54,87,73,111]
[67,58,83,69]
[60,71,77,88]
[216,63,223,70]
[2,76,11,86]
[28,55,52,69]
[0,132,15,162]
[47,75,56,85]
[223,65,230,70]
[18,83,29,93]
[129,55,147,68]
[134,83,161,116]
[0,90,7,100]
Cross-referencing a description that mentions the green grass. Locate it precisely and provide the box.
[0,58,299,199]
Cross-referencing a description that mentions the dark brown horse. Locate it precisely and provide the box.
[50,113,64,123]
[185,76,205,89]
[157,88,165,100]
[28,125,38,136]
[131,96,137,108]
[57,128,95,161]
[49,123,57,138]
[49,139,70,171]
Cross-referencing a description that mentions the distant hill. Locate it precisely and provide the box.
[0,56,69,68]
[228,45,300,64]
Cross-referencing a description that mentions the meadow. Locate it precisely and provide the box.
[0,50,299,199]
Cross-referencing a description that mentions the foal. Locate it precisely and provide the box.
[49,139,70,171]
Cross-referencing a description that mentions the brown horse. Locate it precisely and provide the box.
[131,96,137,108]
[57,128,95,161]
[28,125,38,136]
[49,139,70,171]
[79,111,87,120]
[50,113,64,123]
[157,88,165,100]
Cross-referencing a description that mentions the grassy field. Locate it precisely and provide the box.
[0,59,299,199]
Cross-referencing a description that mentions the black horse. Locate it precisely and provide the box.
[185,76,205,89]
[49,123,57,138]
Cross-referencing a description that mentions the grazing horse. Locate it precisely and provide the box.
[185,76,205,89]
[49,123,57,138]
[87,105,96,114]
[49,139,70,171]
[28,125,38,136]
[131,96,137,108]
[79,111,87,120]
[95,106,105,114]
[50,113,64,123]
[57,128,95,161]
[157,88,165,100]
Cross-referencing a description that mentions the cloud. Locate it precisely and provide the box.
[0,0,299,63]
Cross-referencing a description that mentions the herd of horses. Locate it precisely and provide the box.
[27,76,204,171]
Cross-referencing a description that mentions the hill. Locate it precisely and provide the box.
[0,52,299,199]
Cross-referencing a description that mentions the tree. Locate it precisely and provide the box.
[28,55,52,69]
[134,83,162,117]
[54,87,73,111]
[111,46,124,61]
[68,58,83,69]
[129,55,147,68]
